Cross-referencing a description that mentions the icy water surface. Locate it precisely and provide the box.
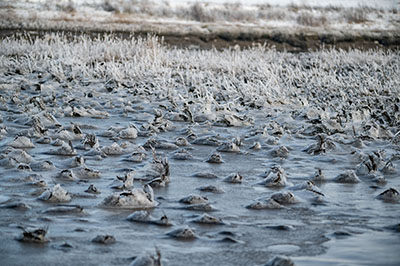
[0,35,399,265]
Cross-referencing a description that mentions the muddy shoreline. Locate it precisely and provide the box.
[1,27,399,52]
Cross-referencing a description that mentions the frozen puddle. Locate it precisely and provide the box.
[267,244,301,253]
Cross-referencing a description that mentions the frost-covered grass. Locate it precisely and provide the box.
[1,34,399,116]
[35,0,398,25]
[1,0,399,34]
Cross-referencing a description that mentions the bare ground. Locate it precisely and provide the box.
[1,28,399,52]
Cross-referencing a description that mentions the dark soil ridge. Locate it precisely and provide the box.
[1,27,399,52]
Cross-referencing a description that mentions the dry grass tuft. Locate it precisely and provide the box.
[190,2,215,23]
[56,0,76,13]
[343,8,368,23]
[296,11,327,27]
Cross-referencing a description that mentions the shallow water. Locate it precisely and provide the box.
[295,231,400,266]
[0,36,399,265]
[1,108,398,265]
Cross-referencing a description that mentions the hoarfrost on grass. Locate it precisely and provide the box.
[1,34,398,113]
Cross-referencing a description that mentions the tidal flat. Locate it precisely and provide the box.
[0,34,399,265]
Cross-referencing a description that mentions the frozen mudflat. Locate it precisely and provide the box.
[0,34,399,265]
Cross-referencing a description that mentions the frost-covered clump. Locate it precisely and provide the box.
[335,170,360,184]
[9,136,35,148]
[16,227,49,243]
[127,210,172,226]
[179,194,208,204]
[265,255,294,266]
[38,184,71,203]
[377,188,399,202]
[246,198,283,210]
[258,167,289,188]
[101,185,157,209]
[130,248,162,266]
[270,191,299,205]
[46,140,77,156]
